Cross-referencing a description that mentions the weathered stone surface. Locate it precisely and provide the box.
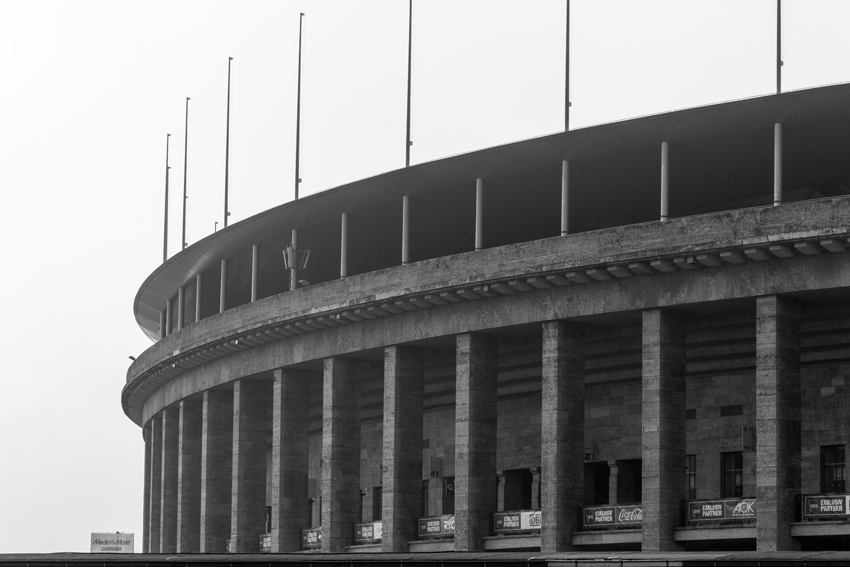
[756,295,801,552]
[642,308,686,552]
[382,345,424,553]
[271,369,310,552]
[148,416,162,553]
[321,357,361,553]
[540,320,584,552]
[177,399,202,552]
[454,333,497,552]
[230,379,270,553]
[142,424,151,553]
[200,389,232,553]
[160,407,179,552]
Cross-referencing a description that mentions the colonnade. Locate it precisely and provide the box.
[142,294,802,553]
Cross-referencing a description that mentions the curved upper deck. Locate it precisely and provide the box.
[133,83,850,341]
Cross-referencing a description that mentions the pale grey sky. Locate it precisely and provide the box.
[0,0,847,553]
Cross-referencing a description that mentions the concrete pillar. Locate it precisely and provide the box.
[177,399,202,552]
[195,274,202,323]
[165,299,172,336]
[402,196,411,265]
[149,416,162,552]
[660,142,670,222]
[160,407,179,552]
[540,320,585,552]
[340,213,348,278]
[143,425,151,553]
[531,468,541,510]
[382,345,424,552]
[200,389,233,553]
[271,369,310,552]
[475,179,484,250]
[219,260,227,313]
[177,287,184,331]
[251,244,259,302]
[561,160,570,236]
[321,357,361,552]
[158,312,165,341]
[230,379,270,553]
[774,123,783,206]
[641,308,686,551]
[756,295,801,551]
[608,461,619,505]
[454,332,497,551]
[496,472,507,511]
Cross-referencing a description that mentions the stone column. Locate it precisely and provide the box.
[756,295,801,551]
[321,357,361,552]
[382,345,424,552]
[608,461,619,505]
[149,415,162,552]
[177,399,202,552]
[200,389,233,553]
[496,473,507,511]
[142,425,151,553]
[271,369,310,552]
[160,407,180,553]
[230,379,270,553]
[540,320,585,552]
[531,468,541,510]
[454,332,498,551]
[641,308,686,552]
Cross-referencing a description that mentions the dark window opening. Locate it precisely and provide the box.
[822,445,846,493]
[686,455,696,501]
[442,476,455,515]
[421,480,429,517]
[721,451,743,498]
[584,462,610,505]
[372,486,382,521]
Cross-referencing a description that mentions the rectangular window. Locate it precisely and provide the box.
[822,445,846,493]
[421,480,429,517]
[721,451,743,498]
[686,455,696,501]
[442,476,455,515]
[372,486,383,521]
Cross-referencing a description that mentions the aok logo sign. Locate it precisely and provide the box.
[732,500,755,516]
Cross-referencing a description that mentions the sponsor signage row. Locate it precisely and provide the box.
[687,499,756,522]
[494,510,541,533]
[418,515,455,538]
[354,521,383,544]
[301,527,322,549]
[804,495,850,518]
[90,533,134,553]
[583,504,642,527]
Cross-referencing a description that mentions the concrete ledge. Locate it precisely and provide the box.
[674,525,756,541]
[483,534,540,550]
[407,539,454,553]
[346,543,382,553]
[791,521,850,537]
[572,529,642,546]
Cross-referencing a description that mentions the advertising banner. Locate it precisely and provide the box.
[353,521,383,544]
[259,533,271,553]
[417,515,455,538]
[687,499,756,522]
[804,495,850,518]
[494,510,542,532]
[301,527,322,549]
[583,505,642,527]
[90,533,134,553]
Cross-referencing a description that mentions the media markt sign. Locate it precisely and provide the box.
[90,533,134,553]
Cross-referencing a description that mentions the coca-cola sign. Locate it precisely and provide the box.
[583,504,642,527]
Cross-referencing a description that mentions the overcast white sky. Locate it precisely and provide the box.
[0,0,847,554]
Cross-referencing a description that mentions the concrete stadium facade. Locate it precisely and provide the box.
[124,83,850,554]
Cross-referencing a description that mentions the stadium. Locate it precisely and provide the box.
[124,82,850,555]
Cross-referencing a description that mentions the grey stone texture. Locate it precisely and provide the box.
[321,357,362,552]
[454,332,498,552]
[381,345,424,552]
[540,320,585,552]
[230,379,271,553]
[148,415,162,553]
[160,407,179,552]
[641,308,686,552]
[271,369,310,552]
[756,295,801,552]
[142,425,151,553]
[177,399,202,552]
[200,388,233,553]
